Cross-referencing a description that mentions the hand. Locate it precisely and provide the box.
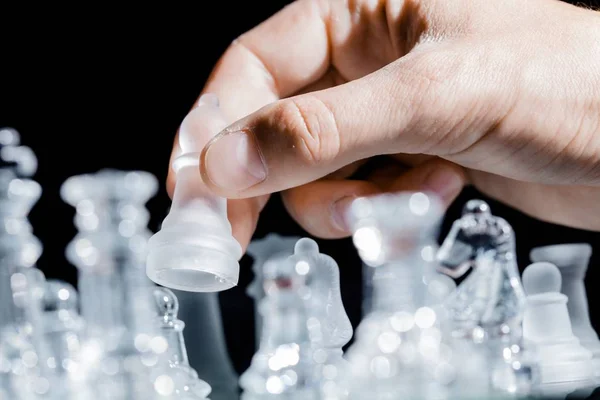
[168,0,600,250]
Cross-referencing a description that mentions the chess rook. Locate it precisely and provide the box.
[147,94,242,292]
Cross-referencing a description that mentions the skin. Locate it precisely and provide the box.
[167,0,600,251]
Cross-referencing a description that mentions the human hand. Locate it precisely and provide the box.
[168,0,600,249]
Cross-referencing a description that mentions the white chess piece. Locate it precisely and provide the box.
[530,243,600,375]
[247,233,300,348]
[146,94,242,292]
[522,262,596,395]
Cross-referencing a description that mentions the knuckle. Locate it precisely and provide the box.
[273,97,341,167]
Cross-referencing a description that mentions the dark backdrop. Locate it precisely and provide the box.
[1,1,599,375]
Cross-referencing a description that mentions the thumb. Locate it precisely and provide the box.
[200,58,442,198]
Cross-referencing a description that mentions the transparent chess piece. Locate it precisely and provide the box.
[437,199,538,397]
[172,289,238,400]
[146,94,242,292]
[61,170,159,352]
[151,287,212,399]
[522,262,596,398]
[342,192,454,400]
[530,243,600,376]
[61,170,167,400]
[240,253,321,400]
[247,234,300,348]
[36,280,95,399]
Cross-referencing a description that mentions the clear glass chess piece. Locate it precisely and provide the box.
[247,234,300,348]
[437,199,538,397]
[146,94,242,292]
[342,192,454,400]
[530,243,600,377]
[61,169,159,354]
[36,280,95,399]
[522,262,596,398]
[240,253,321,400]
[151,287,212,399]
[61,170,166,400]
[0,128,48,399]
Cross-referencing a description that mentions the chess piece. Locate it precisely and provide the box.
[247,234,300,347]
[239,253,321,399]
[146,94,242,292]
[437,199,537,397]
[61,170,159,354]
[522,262,596,396]
[173,290,239,400]
[152,287,212,399]
[342,192,455,399]
[530,243,600,375]
[288,238,353,361]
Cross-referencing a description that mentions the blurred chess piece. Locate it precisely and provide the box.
[147,94,242,292]
[0,128,46,399]
[62,170,166,400]
[247,234,300,348]
[239,253,321,399]
[152,287,212,399]
[522,262,596,397]
[62,170,159,354]
[173,289,239,400]
[530,243,600,376]
[342,192,453,399]
[437,200,537,397]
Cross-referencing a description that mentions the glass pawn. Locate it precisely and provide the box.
[146,94,242,292]
[530,243,600,376]
[151,287,211,399]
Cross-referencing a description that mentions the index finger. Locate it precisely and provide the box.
[168,0,333,194]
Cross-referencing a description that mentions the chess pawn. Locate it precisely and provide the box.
[530,244,600,373]
[147,94,242,292]
[247,234,300,348]
[522,262,596,394]
[152,287,211,399]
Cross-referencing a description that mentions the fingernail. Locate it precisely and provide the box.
[423,167,464,201]
[203,130,267,192]
[331,196,354,232]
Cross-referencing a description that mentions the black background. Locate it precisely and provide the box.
[1,0,599,375]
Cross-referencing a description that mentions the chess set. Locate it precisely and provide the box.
[1,96,599,399]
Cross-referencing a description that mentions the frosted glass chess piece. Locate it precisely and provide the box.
[239,253,321,400]
[61,170,166,400]
[342,192,454,400]
[288,238,352,364]
[522,262,596,397]
[530,244,600,375]
[247,234,300,348]
[437,199,537,397]
[37,280,94,399]
[151,287,212,399]
[173,290,238,400]
[147,94,242,292]
[61,170,159,354]
[287,238,352,399]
